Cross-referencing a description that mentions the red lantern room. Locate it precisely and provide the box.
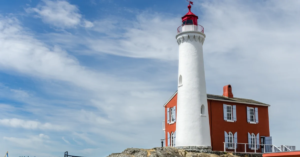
[182,2,198,26]
[177,1,204,34]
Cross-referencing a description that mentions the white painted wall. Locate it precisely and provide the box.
[175,28,211,147]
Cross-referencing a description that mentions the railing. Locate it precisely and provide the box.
[177,24,204,34]
[223,142,297,154]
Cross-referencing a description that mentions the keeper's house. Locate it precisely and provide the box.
[164,84,272,152]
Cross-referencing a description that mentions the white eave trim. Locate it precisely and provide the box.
[163,91,177,107]
[207,98,270,107]
[163,92,270,107]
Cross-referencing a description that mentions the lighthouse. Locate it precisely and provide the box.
[175,1,211,149]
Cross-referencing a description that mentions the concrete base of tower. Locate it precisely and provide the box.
[176,146,212,153]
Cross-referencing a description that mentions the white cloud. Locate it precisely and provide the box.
[62,137,70,144]
[27,0,93,28]
[0,118,66,131]
[39,133,50,139]
[73,132,97,145]
[3,134,50,149]
[83,14,179,60]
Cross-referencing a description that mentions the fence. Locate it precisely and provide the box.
[223,142,296,154]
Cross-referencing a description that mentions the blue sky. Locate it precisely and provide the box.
[0,0,300,157]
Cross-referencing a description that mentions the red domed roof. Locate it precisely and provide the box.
[182,3,198,25]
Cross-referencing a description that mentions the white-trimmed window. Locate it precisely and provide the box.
[169,108,172,123]
[171,132,174,147]
[248,132,260,150]
[223,104,237,122]
[251,133,256,149]
[170,131,176,147]
[247,107,258,123]
[167,106,176,124]
[224,131,237,149]
[228,132,234,149]
[250,108,255,122]
[227,105,232,121]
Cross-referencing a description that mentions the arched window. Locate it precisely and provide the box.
[228,132,234,149]
[201,105,205,115]
[251,133,256,149]
[178,75,182,86]
[171,132,174,147]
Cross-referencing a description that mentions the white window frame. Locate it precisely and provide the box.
[171,132,174,147]
[228,132,234,149]
[169,108,173,123]
[251,133,256,149]
[169,107,176,124]
[226,105,233,121]
[249,107,256,123]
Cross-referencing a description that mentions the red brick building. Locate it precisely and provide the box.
[164,85,271,152]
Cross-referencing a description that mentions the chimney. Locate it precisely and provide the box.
[223,84,233,98]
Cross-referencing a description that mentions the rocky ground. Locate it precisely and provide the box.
[107,147,262,157]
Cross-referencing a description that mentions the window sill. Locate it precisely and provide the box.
[201,115,206,117]
[178,85,183,87]
[169,122,176,125]
[249,122,258,124]
[226,120,235,123]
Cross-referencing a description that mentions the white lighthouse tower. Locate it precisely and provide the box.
[175,2,211,149]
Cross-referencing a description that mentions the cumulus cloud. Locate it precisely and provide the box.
[27,0,93,28]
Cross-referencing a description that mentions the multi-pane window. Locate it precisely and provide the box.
[247,107,258,123]
[171,108,175,122]
[249,108,255,122]
[223,104,236,122]
[248,132,260,150]
[227,105,232,121]
[251,133,256,149]
[171,132,174,147]
[167,106,176,124]
[228,132,234,149]
[225,131,237,150]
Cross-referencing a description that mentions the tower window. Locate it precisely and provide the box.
[201,105,205,115]
[178,75,182,86]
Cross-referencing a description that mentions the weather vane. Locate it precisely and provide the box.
[187,0,193,5]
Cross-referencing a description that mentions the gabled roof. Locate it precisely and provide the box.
[163,91,270,107]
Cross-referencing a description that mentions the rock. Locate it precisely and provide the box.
[107,147,262,157]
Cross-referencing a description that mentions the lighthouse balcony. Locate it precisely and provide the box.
[177,24,204,34]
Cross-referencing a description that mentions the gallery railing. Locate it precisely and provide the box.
[223,142,296,153]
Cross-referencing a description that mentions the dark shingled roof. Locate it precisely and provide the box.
[164,92,269,107]
[207,94,269,106]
